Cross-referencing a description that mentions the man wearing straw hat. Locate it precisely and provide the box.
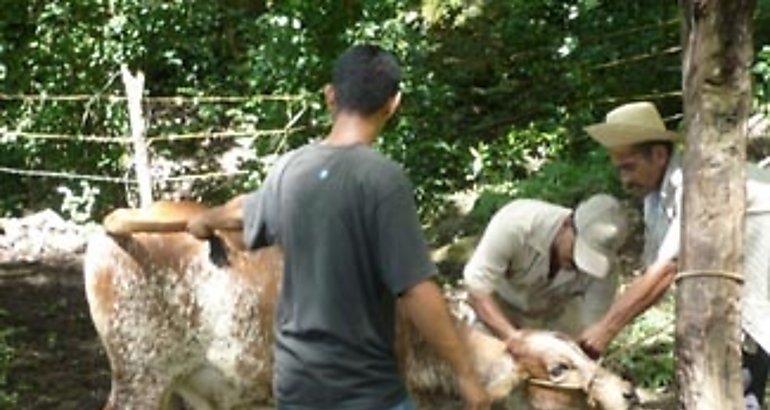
[584,101,770,409]
[463,194,629,347]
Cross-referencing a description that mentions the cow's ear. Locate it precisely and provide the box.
[207,235,231,267]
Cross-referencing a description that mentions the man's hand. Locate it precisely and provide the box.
[467,290,522,350]
[187,195,246,241]
[577,322,611,360]
[504,330,525,357]
[456,373,491,410]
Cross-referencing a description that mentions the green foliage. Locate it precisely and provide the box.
[0,0,763,253]
[605,294,675,389]
[512,148,623,205]
[465,147,622,230]
[468,125,568,187]
[0,0,766,227]
[755,45,770,106]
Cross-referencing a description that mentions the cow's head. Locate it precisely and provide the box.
[509,330,639,410]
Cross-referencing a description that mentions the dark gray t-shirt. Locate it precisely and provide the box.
[243,143,435,409]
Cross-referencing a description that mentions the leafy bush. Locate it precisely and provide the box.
[754,45,770,107]
[465,147,623,229]
[0,0,686,220]
[512,148,623,205]
[605,293,675,389]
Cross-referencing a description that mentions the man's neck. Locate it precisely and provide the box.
[323,113,382,146]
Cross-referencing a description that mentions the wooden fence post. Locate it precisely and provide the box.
[678,0,755,408]
[121,64,153,207]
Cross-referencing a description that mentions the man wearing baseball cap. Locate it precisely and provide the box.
[463,194,629,348]
[584,101,770,409]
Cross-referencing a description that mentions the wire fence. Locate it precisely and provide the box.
[0,166,131,184]
[0,93,304,103]
[0,89,310,199]
[0,166,252,184]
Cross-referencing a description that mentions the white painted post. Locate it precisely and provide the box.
[120,64,153,207]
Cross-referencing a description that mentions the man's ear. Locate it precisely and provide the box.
[323,84,336,112]
[383,91,402,119]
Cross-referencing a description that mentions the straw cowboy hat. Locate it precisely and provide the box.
[573,194,628,279]
[584,101,680,148]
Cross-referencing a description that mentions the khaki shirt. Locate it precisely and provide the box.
[463,199,617,335]
[646,155,770,353]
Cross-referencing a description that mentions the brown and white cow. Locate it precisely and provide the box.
[84,201,638,410]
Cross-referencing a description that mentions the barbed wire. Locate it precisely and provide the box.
[0,98,307,192]
[599,90,683,105]
[2,131,128,144]
[0,166,131,184]
[0,166,252,184]
[160,170,250,182]
[0,93,305,104]
[2,126,308,144]
[147,126,307,143]
[591,46,681,71]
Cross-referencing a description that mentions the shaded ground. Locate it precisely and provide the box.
[0,259,110,410]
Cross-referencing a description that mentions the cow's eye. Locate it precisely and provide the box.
[548,362,571,379]
[623,388,639,404]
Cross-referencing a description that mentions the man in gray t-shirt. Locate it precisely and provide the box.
[242,143,437,408]
[188,44,489,410]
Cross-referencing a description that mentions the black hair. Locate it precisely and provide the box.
[331,44,401,116]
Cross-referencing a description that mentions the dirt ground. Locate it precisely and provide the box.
[0,259,109,410]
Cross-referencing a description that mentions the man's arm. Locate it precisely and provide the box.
[578,260,677,358]
[187,195,246,241]
[462,212,523,348]
[400,280,490,410]
[467,290,520,344]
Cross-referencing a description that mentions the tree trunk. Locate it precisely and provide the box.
[678,0,755,409]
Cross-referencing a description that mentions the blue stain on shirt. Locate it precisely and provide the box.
[318,169,329,180]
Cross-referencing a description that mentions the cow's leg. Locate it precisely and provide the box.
[173,386,214,410]
[103,372,176,410]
